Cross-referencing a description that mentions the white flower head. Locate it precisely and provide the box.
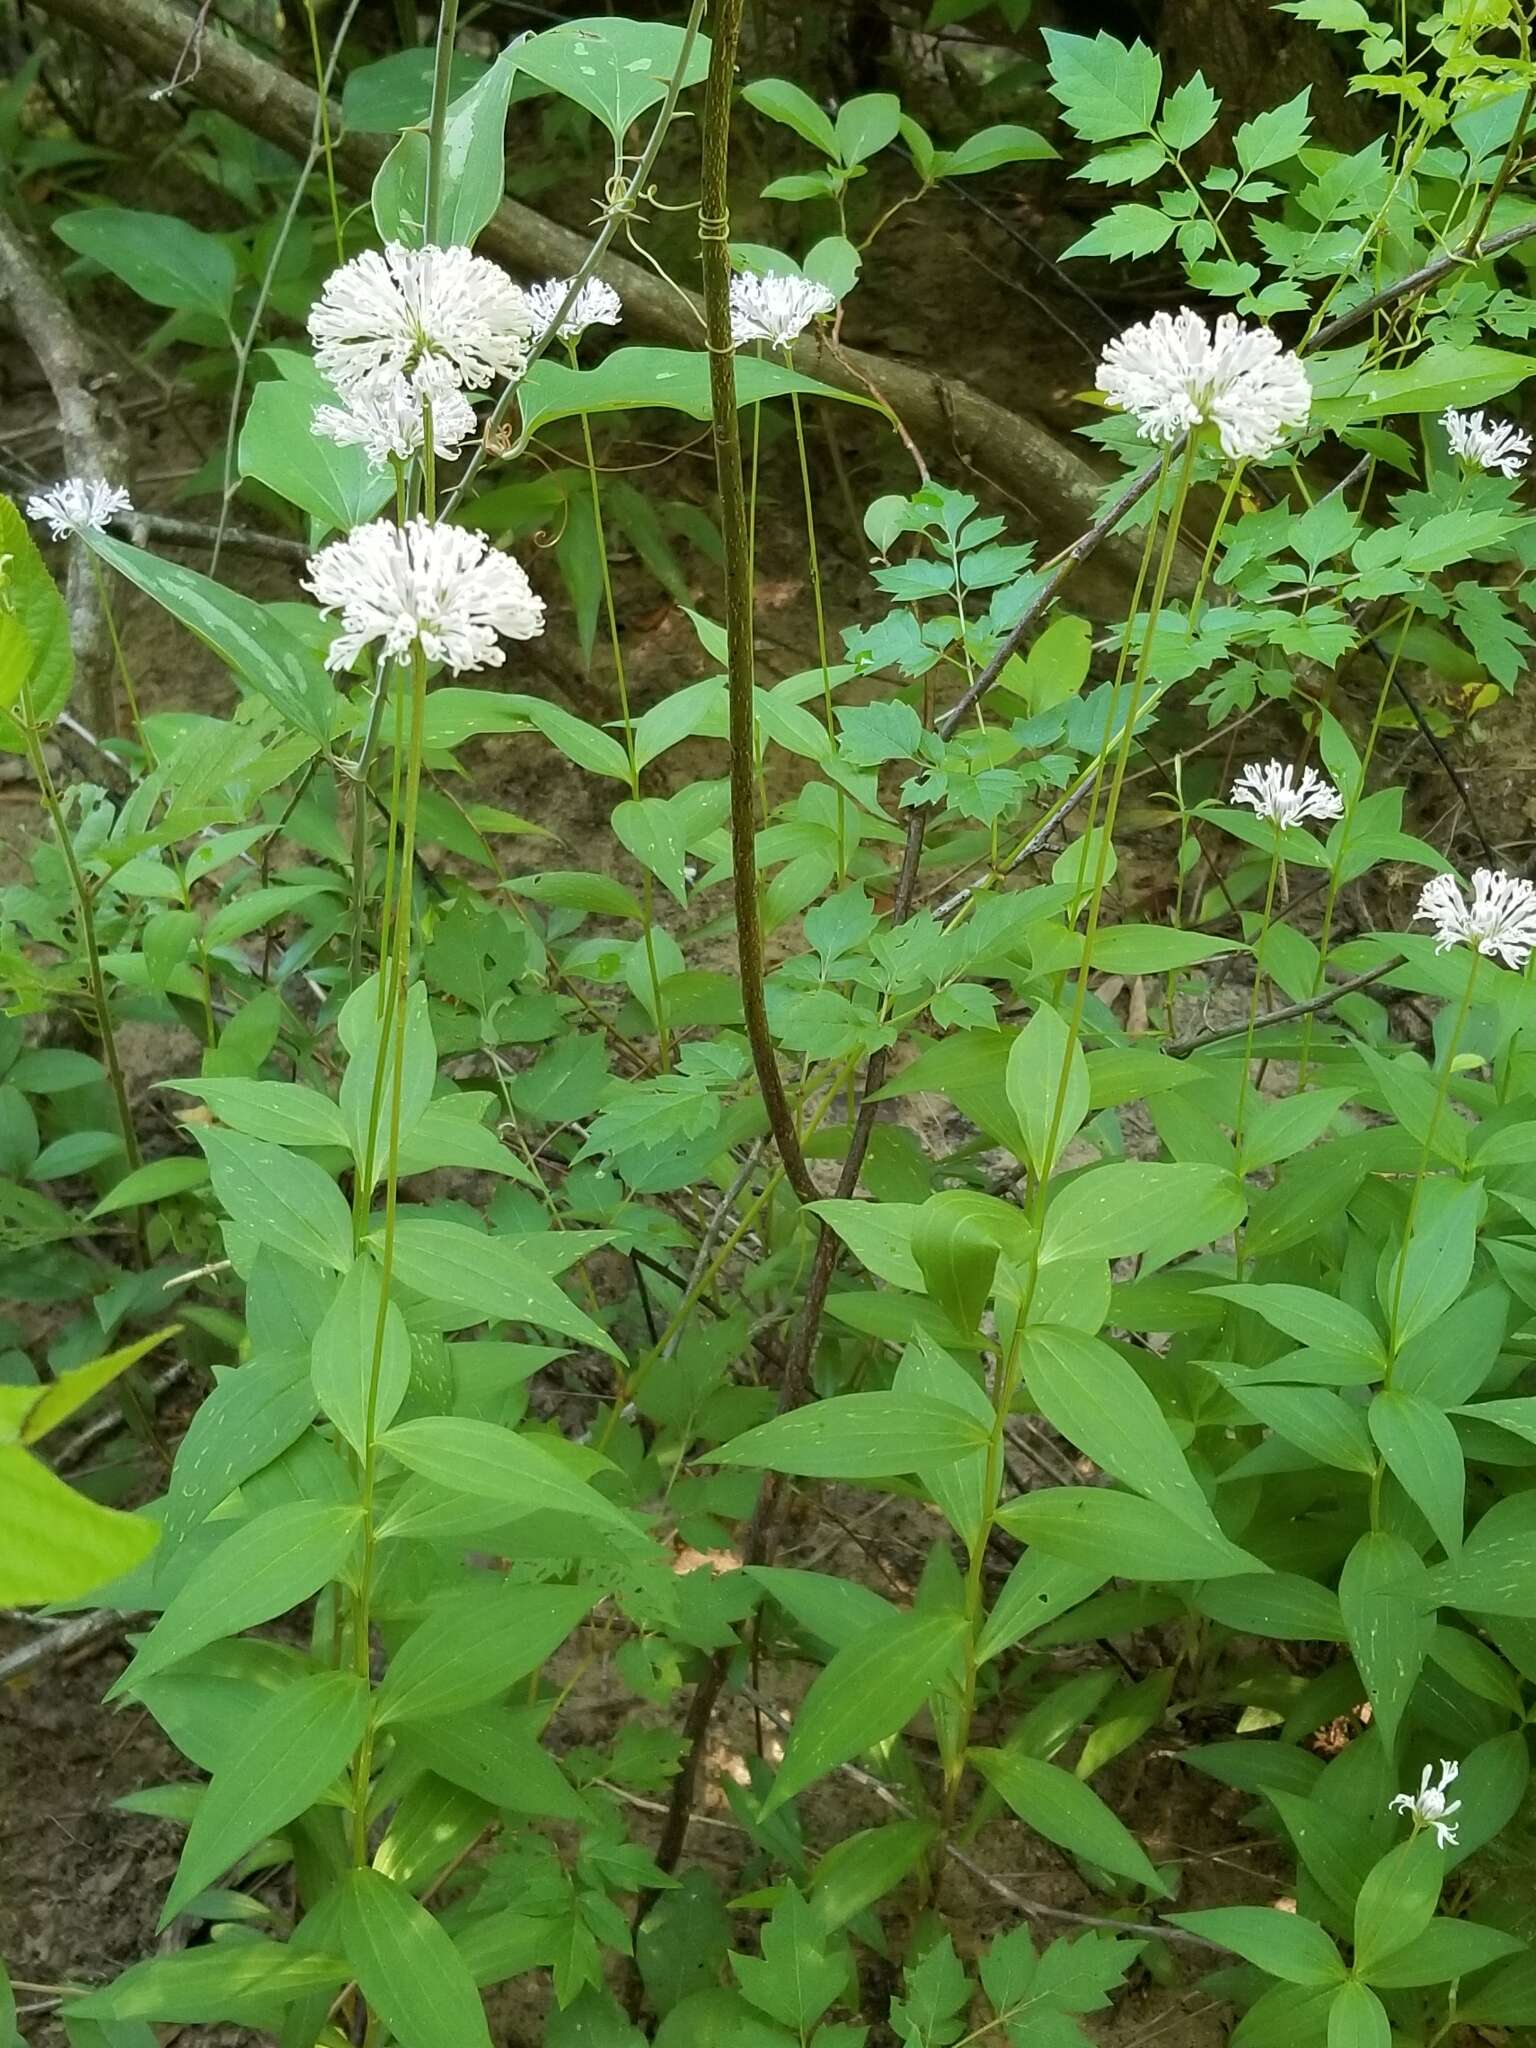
[313,357,478,470]
[26,477,133,541]
[308,244,533,396]
[1442,406,1531,479]
[728,271,836,351]
[1390,1759,1461,1850]
[1230,759,1343,831]
[1416,867,1536,971]
[303,517,545,675]
[526,274,622,347]
[1098,308,1311,461]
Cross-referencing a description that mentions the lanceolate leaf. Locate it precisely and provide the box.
[375,1416,646,1545]
[714,1393,989,1478]
[762,1610,966,1816]
[374,1580,594,1725]
[338,1868,492,2048]
[970,1749,1168,1893]
[998,1488,1266,1581]
[111,1502,363,1696]
[161,1670,370,1923]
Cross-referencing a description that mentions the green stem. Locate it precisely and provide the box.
[422,0,462,244]
[1231,835,1284,1276]
[300,0,345,261]
[346,642,428,1865]
[1387,944,1481,1349]
[86,556,151,762]
[787,381,844,875]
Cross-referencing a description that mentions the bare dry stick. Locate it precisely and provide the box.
[0,209,129,734]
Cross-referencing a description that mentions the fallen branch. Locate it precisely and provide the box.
[0,208,129,733]
[1166,957,1403,1056]
[0,1606,136,1683]
[34,0,1172,577]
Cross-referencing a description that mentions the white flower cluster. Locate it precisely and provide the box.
[1098,308,1311,461]
[1442,406,1531,479]
[1390,1759,1461,1850]
[26,477,133,541]
[729,271,835,351]
[1230,760,1343,831]
[526,274,623,347]
[299,243,546,673]
[309,242,533,472]
[1416,868,1536,971]
[305,517,544,675]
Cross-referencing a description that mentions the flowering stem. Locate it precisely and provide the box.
[572,377,671,1064]
[86,556,151,763]
[787,383,845,877]
[1038,436,1198,1180]
[1231,832,1284,1276]
[423,0,462,244]
[346,640,428,1871]
[699,0,814,1205]
[1387,944,1481,1349]
[299,0,344,262]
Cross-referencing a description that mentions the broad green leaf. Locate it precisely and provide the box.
[312,1255,409,1456]
[1043,28,1161,141]
[998,1488,1265,1580]
[1227,1382,1375,1474]
[976,1553,1106,1665]
[392,1701,587,1818]
[10,1327,174,1444]
[338,1868,492,2048]
[0,1443,157,1603]
[161,1670,370,1923]
[89,1155,209,1216]
[0,493,71,749]
[805,1199,925,1288]
[385,1216,621,1359]
[1364,1915,1524,1986]
[1022,1326,1214,1526]
[911,1193,1003,1335]
[342,46,487,129]
[375,1415,645,1544]
[54,206,234,319]
[515,348,877,442]
[1207,1284,1383,1369]
[714,1393,989,1477]
[172,1076,348,1151]
[1326,1980,1389,2048]
[517,18,709,138]
[81,532,333,740]
[1167,1908,1343,1985]
[1193,1572,1346,1642]
[1041,1162,1242,1264]
[743,76,838,155]
[747,1565,895,1647]
[808,1820,936,1933]
[111,1502,363,1695]
[1353,1831,1442,1975]
[1007,1003,1088,1180]
[434,45,520,246]
[1338,1531,1431,1754]
[940,120,1057,173]
[64,1941,347,2027]
[374,1579,593,1724]
[762,1610,965,1816]
[1369,1389,1464,1556]
[200,1128,352,1275]
[970,1749,1167,1892]
[240,375,393,535]
[834,91,901,164]
[163,1351,318,1549]
[1429,1490,1536,1615]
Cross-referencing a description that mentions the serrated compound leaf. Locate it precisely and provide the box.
[161,1670,370,1924]
[762,1611,966,1816]
[338,1868,492,2048]
[714,1392,988,1478]
[970,1749,1167,1893]
[111,1502,363,1696]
